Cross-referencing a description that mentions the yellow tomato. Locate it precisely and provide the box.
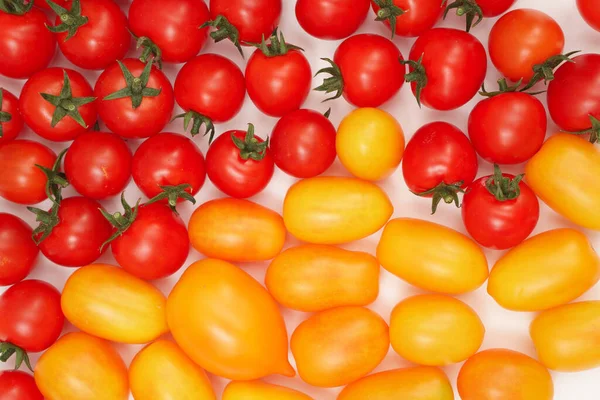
[290,306,389,388]
[167,259,294,380]
[336,108,405,181]
[390,294,485,366]
[337,367,454,400]
[35,332,129,400]
[377,218,488,294]
[188,198,286,262]
[283,176,393,244]
[223,381,313,400]
[488,228,600,311]
[265,244,379,312]
[526,133,600,229]
[530,301,600,372]
[61,264,168,344]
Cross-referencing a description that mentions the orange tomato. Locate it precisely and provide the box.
[167,259,294,380]
[390,294,485,366]
[188,198,286,262]
[458,349,554,400]
[265,244,379,312]
[377,218,488,294]
[129,339,216,400]
[290,306,389,387]
[223,381,313,400]
[34,332,129,400]
[488,228,600,311]
[530,301,600,372]
[61,264,169,344]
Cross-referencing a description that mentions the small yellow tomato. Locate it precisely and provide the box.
[283,176,393,244]
[488,228,600,311]
[336,108,405,181]
[377,218,488,294]
[129,339,216,400]
[530,301,600,372]
[223,381,313,400]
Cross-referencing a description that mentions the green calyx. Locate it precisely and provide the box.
[314,58,344,102]
[520,50,581,91]
[45,0,89,41]
[0,342,33,372]
[0,0,33,15]
[442,0,483,33]
[40,70,96,129]
[247,29,303,57]
[415,181,464,214]
[99,192,141,250]
[479,78,545,98]
[201,15,244,57]
[231,124,268,161]
[571,115,600,144]
[373,0,406,39]
[134,34,163,69]
[485,164,523,201]
[144,184,196,214]
[400,54,427,108]
[323,108,331,119]
[103,61,161,109]
[0,88,13,138]
[173,111,215,142]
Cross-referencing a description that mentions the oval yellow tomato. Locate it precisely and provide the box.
[337,367,454,400]
[377,218,488,294]
[265,244,379,312]
[129,339,216,400]
[526,133,600,229]
[283,176,393,244]
[336,108,405,181]
[488,228,600,311]
[390,294,485,366]
[167,259,294,380]
[290,306,389,388]
[530,301,600,372]
[61,264,169,344]
[223,381,313,400]
[188,198,286,262]
[35,332,129,400]
[458,349,554,400]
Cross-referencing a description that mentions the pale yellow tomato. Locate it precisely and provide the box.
[223,381,313,400]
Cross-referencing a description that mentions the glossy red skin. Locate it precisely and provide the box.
[462,174,540,250]
[407,28,486,111]
[371,0,443,37]
[0,214,38,286]
[64,131,132,199]
[547,54,600,131]
[468,92,547,164]
[0,280,64,352]
[111,203,189,280]
[477,0,516,17]
[246,49,312,117]
[174,54,246,123]
[20,68,97,142]
[403,121,478,194]
[333,34,405,107]
[0,89,24,143]
[95,59,174,138]
[209,0,282,44]
[129,0,210,63]
[270,109,337,178]
[206,130,275,198]
[0,140,56,205]
[0,8,56,79]
[296,0,370,40]
[578,0,600,31]
[0,371,43,400]
[38,197,113,267]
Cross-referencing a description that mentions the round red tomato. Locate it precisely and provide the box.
[129,0,210,64]
[443,0,515,31]
[206,125,274,198]
[296,0,370,40]
[34,0,68,10]
[0,371,42,400]
[372,0,443,37]
[0,213,38,286]
[462,166,539,249]
[64,131,132,199]
[578,0,600,31]
[316,34,405,108]
[20,68,97,142]
[0,88,24,143]
[403,121,478,213]
[95,59,174,139]
[270,109,336,178]
[404,28,486,110]
[0,140,56,205]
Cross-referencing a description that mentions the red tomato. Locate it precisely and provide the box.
[34,0,69,10]
[0,371,43,400]
[404,28,486,110]
[578,0,600,31]
[64,131,132,199]
[129,0,210,64]
[20,68,97,142]
[206,125,274,198]
[372,0,443,37]
[403,122,478,213]
[442,0,515,31]
[270,109,337,178]
[0,140,56,205]
[0,213,38,286]
[296,0,370,40]
[0,89,24,143]
[462,166,540,250]
[95,59,174,139]
[316,34,405,108]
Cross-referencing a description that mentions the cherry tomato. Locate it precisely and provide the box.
[223,381,311,400]
[20,68,97,142]
[578,0,600,31]
[372,0,443,37]
[443,0,515,31]
[0,213,38,286]
[296,0,370,40]
[206,126,274,198]
[95,59,174,139]
[0,89,24,143]
[0,371,43,400]
[34,0,68,10]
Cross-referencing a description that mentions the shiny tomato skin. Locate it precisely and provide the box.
[477,0,516,16]
[0,89,24,143]
[0,371,43,400]
[270,109,336,178]
[209,0,282,44]
[64,132,132,200]
[296,0,370,40]
[0,213,38,286]
[371,0,443,37]
[578,0,600,31]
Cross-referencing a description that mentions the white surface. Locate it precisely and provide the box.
[1,0,600,398]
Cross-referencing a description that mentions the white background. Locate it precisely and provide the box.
[1,0,599,399]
